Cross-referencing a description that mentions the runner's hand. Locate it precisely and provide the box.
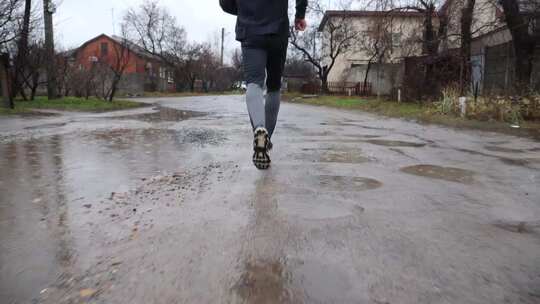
[295,18,307,31]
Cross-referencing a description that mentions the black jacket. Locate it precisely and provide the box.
[235,0,307,41]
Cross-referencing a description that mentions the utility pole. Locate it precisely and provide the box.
[43,0,57,99]
[221,27,225,66]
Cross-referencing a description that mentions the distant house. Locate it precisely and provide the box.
[69,34,175,95]
[442,0,540,92]
[318,10,429,95]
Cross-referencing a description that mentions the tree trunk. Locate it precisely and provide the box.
[321,75,329,94]
[12,0,32,100]
[422,6,438,97]
[499,0,536,92]
[1,54,13,108]
[363,61,372,95]
[460,0,475,95]
[108,75,121,102]
[30,77,38,101]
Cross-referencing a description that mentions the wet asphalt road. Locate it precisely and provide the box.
[0,95,539,304]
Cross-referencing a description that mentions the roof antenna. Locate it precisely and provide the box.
[112,8,116,36]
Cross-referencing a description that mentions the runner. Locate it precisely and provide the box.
[221,0,308,169]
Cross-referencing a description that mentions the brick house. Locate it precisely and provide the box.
[70,34,174,95]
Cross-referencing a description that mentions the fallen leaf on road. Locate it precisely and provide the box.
[79,288,96,297]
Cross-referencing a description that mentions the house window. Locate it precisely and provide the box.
[392,33,402,48]
[100,42,108,57]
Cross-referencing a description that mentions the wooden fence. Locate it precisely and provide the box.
[300,81,372,96]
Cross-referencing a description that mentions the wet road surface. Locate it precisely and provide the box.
[1,96,539,304]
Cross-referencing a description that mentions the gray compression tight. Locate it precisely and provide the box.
[246,83,280,138]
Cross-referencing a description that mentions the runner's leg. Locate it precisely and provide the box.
[265,35,288,138]
[242,47,267,130]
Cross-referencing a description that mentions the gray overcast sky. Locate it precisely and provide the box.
[54,0,238,50]
[52,0,343,60]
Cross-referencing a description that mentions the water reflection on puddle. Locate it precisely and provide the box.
[0,125,221,303]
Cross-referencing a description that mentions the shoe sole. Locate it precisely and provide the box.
[253,128,271,170]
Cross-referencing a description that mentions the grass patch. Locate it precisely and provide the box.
[0,106,33,115]
[285,94,540,140]
[285,94,427,118]
[12,96,144,112]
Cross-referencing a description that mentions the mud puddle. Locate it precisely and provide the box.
[89,127,225,148]
[364,139,426,147]
[280,197,364,220]
[233,260,291,304]
[0,125,223,303]
[493,220,540,234]
[116,107,206,122]
[456,148,540,168]
[312,175,382,192]
[400,164,475,184]
[295,148,370,163]
[24,122,68,130]
[484,145,525,153]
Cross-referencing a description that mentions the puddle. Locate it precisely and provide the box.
[364,139,426,147]
[319,150,370,163]
[389,148,417,160]
[321,122,392,130]
[311,175,382,192]
[291,259,352,303]
[498,157,540,167]
[295,149,370,163]
[484,145,525,153]
[456,148,538,168]
[0,126,223,302]
[280,198,364,220]
[301,131,336,136]
[281,123,302,132]
[400,165,475,184]
[174,127,226,146]
[24,122,67,130]
[493,220,540,234]
[233,260,290,304]
[89,127,225,148]
[116,107,206,122]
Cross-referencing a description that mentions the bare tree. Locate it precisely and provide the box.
[394,0,448,95]
[458,0,476,95]
[11,0,32,100]
[356,13,395,94]
[174,42,206,92]
[1,52,10,107]
[499,0,539,92]
[23,40,47,100]
[1,0,23,108]
[106,33,132,101]
[0,0,22,48]
[88,34,132,101]
[122,0,187,67]
[290,1,360,93]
